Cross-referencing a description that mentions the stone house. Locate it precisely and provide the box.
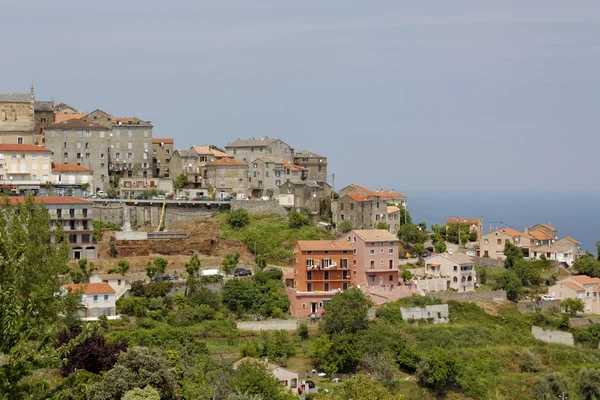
[0,89,36,144]
[529,223,558,240]
[341,229,400,287]
[204,157,248,199]
[332,185,390,230]
[478,227,527,259]
[527,228,554,246]
[408,252,476,292]
[225,137,294,164]
[248,157,307,198]
[278,179,331,215]
[293,150,327,182]
[170,145,233,197]
[531,245,579,267]
[110,117,154,183]
[0,144,52,195]
[33,100,56,145]
[549,275,600,314]
[378,189,408,208]
[446,217,483,241]
[387,205,401,234]
[152,138,174,178]
[64,282,117,319]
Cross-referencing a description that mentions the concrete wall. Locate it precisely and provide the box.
[472,256,504,269]
[570,317,600,327]
[531,326,574,346]
[237,320,300,331]
[429,290,507,302]
[93,203,214,228]
[401,304,449,324]
[517,300,561,314]
[231,199,287,216]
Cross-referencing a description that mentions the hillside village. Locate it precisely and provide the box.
[4,88,600,399]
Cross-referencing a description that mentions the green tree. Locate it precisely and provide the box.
[122,386,161,400]
[0,196,71,395]
[231,360,282,400]
[222,252,241,275]
[185,253,201,276]
[310,333,360,374]
[288,211,309,229]
[446,223,470,244]
[71,258,95,283]
[574,254,600,278]
[174,172,188,189]
[561,298,585,316]
[145,258,168,280]
[321,288,372,335]
[108,260,130,275]
[597,240,600,262]
[376,222,390,230]
[297,323,309,340]
[504,242,524,268]
[579,368,600,400]
[413,243,425,256]
[256,254,268,271]
[400,269,413,284]
[434,241,447,253]
[496,271,522,301]
[222,279,260,315]
[343,374,402,400]
[533,372,568,400]
[338,220,353,234]
[397,224,426,244]
[227,209,250,229]
[512,259,542,286]
[415,348,460,392]
[399,207,412,226]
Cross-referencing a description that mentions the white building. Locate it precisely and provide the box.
[531,244,579,267]
[90,273,130,299]
[548,275,600,314]
[64,282,117,319]
[408,252,476,292]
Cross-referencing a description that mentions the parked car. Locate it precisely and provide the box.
[176,196,188,200]
[260,196,270,201]
[305,381,316,389]
[541,295,556,301]
[152,195,165,200]
[96,191,107,198]
[234,267,252,277]
[221,195,233,201]
[192,196,211,201]
[135,194,148,200]
[332,378,342,383]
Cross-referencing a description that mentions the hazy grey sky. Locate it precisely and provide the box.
[3,1,599,193]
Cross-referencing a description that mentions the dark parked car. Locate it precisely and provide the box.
[305,381,316,389]
[192,196,211,201]
[152,274,177,282]
[135,194,148,200]
[234,267,252,277]
[221,195,233,201]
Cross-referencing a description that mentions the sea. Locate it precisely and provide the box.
[407,191,600,256]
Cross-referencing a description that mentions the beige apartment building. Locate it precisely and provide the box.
[248,157,307,198]
[152,138,174,178]
[341,229,400,287]
[408,253,476,292]
[0,90,36,144]
[478,228,521,259]
[293,150,327,182]
[549,276,600,314]
[0,144,52,195]
[110,117,154,181]
[204,158,248,199]
[226,137,294,164]
[51,164,94,196]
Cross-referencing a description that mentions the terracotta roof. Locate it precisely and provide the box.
[94,273,125,281]
[529,230,553,241]
[6,196,91,205]
[347,193,369,202]
[295,240,353,252]
[560,281,585,292]
[568,275,600,285]
[446,217,481,225]
[494,227,525,237]
[53,113,86,123]
[152,138,174,144]
[206,158,247,167]
[0,144,51,152]
[346,184,377,196]
[427,252,474,265]
[350,229,399,242]
[52,163,93,172]
[563,237,581,245]
[192,145,232,158]
[282,160,306,171]
[64,282,115,294]
[0,93,30,103]
[378,190,407,200]
[387,206,400,214]
[111,117,152,127]
[535,223,557,232]
[49,119,103,130]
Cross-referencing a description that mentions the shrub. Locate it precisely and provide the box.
[117,297,148,318]
[534,372,569,400]
[416,348,460,392]
[520,350,541,372]
[338,221,353,234]
[288,211,309,229]
[227,209,250,229]
[297,323,309,340]
[579,368,600,400]
[57,331,128,377]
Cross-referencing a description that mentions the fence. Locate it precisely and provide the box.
[236,320,300,331]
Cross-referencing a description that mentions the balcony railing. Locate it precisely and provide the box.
[306,262,349,271]
[0,180,42,185]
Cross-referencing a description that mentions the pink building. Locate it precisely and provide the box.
[341,229,400,287]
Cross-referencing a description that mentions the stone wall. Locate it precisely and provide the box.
[517,300,561,314]
[472,256,504,269]
[428,290,507,302]
[531,326,574,346]
[236,320,300,331]
[231,199,287,216]
[401,304,449,324]
[570,317,600,327]
[93,203,214,229]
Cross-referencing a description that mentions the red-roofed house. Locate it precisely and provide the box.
[64,282,117,319]
[0,143,52,195]
[51,163,94,193]
[225,137,294,164]
[205,157,248,199]
[248,157,307,198]
[169,145,232,197]
[549,275,600,314]
[333,184,403,230]
[529,223,558,240]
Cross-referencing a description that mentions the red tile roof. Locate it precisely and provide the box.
[569,275,600,285]
[295,240,353,252]
[52,163,93,172]
[348,193,369,202]
[536,223,557,232]
[564,237,581,245]
[498,228,526,237]
[64,283,115,294]
[49,119,104,130]
[387,206,400,214]
[206,158,247,167]
[0,144,51,152]
[111,117,151,126]
[192,145,232,158]
[152,138,174,144]
[378,190,407,200]
[529,230,553,241]
[348,184,377,196]
[54,113,86,123]
[6,196,91,205]
[560,281,585,292]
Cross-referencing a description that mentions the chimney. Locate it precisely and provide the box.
[524,227,528,234]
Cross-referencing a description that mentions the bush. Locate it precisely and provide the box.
[297,323,309,340]
[56,331,128,377]
[227,209,250,229]
[579,368,600,400]
[143,282,173,298]
[288,211,309,229]
[338,221,353,234]
[534,372,568,400]
[416,348,460,392]
[520,350,541,373]
[117,297,148,318]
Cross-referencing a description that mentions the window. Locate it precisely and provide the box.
[340,203,344,211]
[144,130,149,138]
[389,248,394,254]
[104,294,109,301]
[275,180,281,186]
[484,239,489,245]
[369,249,375,255]
[265,171,269,177]
[370,260,375,269]
[497,239,502,245]
[93,295,98,302]
[380,259,384,264]
[380,248,384,253]
[20,154,25,159]
[128,131,132,138]
[100,131,105,138]
[324,283,330,291]
[17,137,23,144]
[324,271,330,280]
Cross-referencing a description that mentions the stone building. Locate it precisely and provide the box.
[225,137,294,164]
[33,100,56,145]
[293,150,327,182]
[0,88,36,144]
[278,179,331,215]
[44,119,109,192]
[0,144,52,195]
[248,157,307,198]
[170,145,232,196]
[152,138,174,178]
[109,117,154,184]
[204,157,248,199]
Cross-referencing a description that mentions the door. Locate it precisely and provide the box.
[379,276,383,286]
[311,302,317,313]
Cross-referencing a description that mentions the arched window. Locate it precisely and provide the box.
[453,277,458,282]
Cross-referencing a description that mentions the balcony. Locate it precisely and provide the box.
[0,180,41,186]
[306,261,349,271]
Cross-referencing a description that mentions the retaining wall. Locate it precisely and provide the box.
[531,326,574,346]
[236,320,300,331]
[472,256,504,269]
[517,300,561,314]
[428,290,507,302]
[570,317,600,327]
[93,203,214,229]
[401,304,449,324]
[231,199,287,216]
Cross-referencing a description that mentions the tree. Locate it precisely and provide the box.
[397,224,426,244]
[227,209,250,229]
[399,207,412,226]
[413,243,425,256]
[415,348,460,392]
[579,368,600,400]
[288,211,309,229]
[108,260,130,275]
[574,254,600,278]
[321,288,372,335]
[400,269,413,285]
[512,259,542,286]
[434,241,447,253]
[222,279,260,315]
[185,253,201,276]
[561,298,585,316]
[256,254,268,271]
[446,223,470,244]
[297,323,309,340]
[338,220,353,234]
[310,333,360,374]
[222,252,241,275]
[56,331,128,376]
[145,258,168,280]
[88,347,179,400]
[376,222,390,230]
[122,386,161,400]
[533,372,568,400]
[495,271,522,301]
[0,196,71,395]
[597,240,600,262]
[343,374,402,400]
[70,258,95,284]
[231,360,282,400]
[174,172,188,189]
[503,242,524,269]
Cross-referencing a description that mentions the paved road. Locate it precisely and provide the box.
[90,198,231,205]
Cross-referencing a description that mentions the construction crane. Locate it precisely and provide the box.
[156,196,167,231]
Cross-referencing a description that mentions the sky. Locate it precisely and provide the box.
[2,0,599,193]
